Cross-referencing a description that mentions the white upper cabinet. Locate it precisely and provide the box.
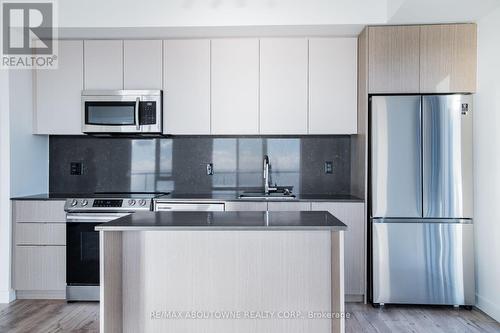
[123,40,163,90]
[309,38,357,134]
[211,39,259,134]
[34,40,84,135]
[260,38,308,134]
[163,39,211,135]
[84,40,123,90]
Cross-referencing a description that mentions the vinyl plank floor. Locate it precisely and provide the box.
[0,300,99,333]
[345,303,500,333]
[0,300,498,333]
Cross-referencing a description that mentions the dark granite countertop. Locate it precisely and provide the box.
[10,193,93,200]
[11,192,363,202]
[95,211,347,231]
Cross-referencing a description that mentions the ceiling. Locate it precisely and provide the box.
[55,0,500,38]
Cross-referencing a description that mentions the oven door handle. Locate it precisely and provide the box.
[135,97,140,130]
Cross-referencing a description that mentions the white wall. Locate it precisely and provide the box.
[474,7,500,322]
[8,71,49,197]
[0,69,49,304]
[0,70,14,303]
[388,0,500,23]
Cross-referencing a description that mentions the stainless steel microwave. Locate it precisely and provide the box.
[81,90,162,134]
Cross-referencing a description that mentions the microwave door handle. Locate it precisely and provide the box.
[135,97,140,130]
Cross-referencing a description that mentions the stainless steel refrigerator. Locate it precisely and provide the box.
[370,95,475,306]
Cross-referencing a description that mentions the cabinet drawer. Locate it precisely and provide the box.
[15,223,66,245]
[13,246,66,290]
[14,200,66,223]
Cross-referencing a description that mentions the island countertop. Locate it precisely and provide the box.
[95,211,347,231]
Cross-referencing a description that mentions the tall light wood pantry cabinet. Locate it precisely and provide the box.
[368,26,420,93]
[420,24,477,93]
[366,24,477,94]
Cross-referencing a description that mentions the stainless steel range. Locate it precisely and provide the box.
[64,193,167,301]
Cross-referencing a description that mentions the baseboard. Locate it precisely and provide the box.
[476,293,500,322]
[345,294,364,303]
[16,290,66,300]
[0,289,16,303]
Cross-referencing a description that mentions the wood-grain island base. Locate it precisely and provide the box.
[100,230,345,333]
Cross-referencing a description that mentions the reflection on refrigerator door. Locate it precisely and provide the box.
[372,220,475,305]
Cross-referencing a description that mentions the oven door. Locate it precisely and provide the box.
[66,213,129,300]
[81,90,162,134]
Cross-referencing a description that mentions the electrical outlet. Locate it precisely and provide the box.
[70,162,83,175]
[324,161,333,174]
[206,163,214,176]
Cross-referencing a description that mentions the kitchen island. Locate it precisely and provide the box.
[96,211,347,333]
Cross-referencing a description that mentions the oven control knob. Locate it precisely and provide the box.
[71,199,78,207]
[138,199,147,206]
[81,200,88,206]
[128,199,136,206]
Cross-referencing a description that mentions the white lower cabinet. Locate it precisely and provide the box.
[311,202,365,299]
[12,201,66,299]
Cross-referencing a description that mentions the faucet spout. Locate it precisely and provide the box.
[263,155,270,194]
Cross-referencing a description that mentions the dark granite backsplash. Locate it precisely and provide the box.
[49,136,352,195]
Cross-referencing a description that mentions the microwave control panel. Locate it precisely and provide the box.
[140,101,156,125]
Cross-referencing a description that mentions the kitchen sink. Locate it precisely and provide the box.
[239,191,296,200]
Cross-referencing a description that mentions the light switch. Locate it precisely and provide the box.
[206,163,214,176]
[324,161,333,174]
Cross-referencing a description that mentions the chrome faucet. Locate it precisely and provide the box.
[263,155,277,195]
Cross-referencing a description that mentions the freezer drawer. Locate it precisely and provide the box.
[370,96,422,218]
[372,220,475,305]
[422,95,473,218]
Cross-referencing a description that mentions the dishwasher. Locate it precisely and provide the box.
[154,201,225,212]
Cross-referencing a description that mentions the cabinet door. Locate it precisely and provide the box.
[34,40,83,135]
[164,40,210,134]
[260,38,308,134]
[309,38,357,134]
[420,24,477,93]
[368,26,420,93]
[224,202,268,211]
[84,40,123,90]
[267,202,311,211]
[124,40,162,89]
[13,246,65,290]
[211,39,259,134]
[311,202,365,296]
